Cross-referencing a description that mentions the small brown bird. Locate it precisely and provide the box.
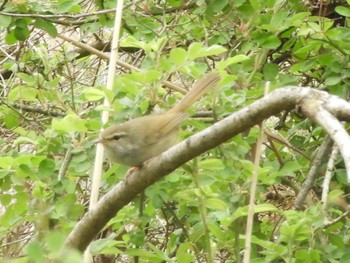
[97,72,221,166]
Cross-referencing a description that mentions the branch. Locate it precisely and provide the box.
[65,87,350,251]
[9,103,66,117]
[57,33,188,94]
[301,98,350,181]
[0,1,141,19]
[294,136,333,211]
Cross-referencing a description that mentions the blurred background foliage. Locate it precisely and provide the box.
[1,0,350,262]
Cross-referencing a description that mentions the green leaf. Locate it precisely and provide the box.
[8,86,38,102]
[199,158,225,170]
[188,42,226,60]
[34,18,57,37]
[230,204,279,222]
[217,54,250,70]
[176,243,194,263]
[335,6,350,17]
[260,35,281,49]
[126,248,164,262]
[204,198,228,211]
[0,15,12,27]
[52,114,88,132]
[14,26,30,41]
[4,109,20,129]
[340,252,350,263]
[57,0,81,13]
[0,194,13,206]
[26,242,45,262]
[120,35,145,49]
[45,231,65,252]
[82,87,105,101]
[208,0,228,12]
[0,156,15,169]
[263,63,279,81]
[5,30,17,44]
[325,76,342,86]
[38,159,56,178]
[90,239,123,255]
[126,70,161,84]
[16,73,37,85]
[278,161,302,176]
[170,47,187,65]
[16,164,35,179]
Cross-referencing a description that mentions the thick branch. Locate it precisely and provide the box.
[65,87,350,251]
[301,99,350,181]
[294,136,333,210]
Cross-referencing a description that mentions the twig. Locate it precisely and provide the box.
[301,99,350,182]
[323,211,349,228]
[243,82,269,263]
[84,1,125,262]
[294,136,333,210]
[321,145,339,214]
[9,103,66,117]
[0,1,141,19]
[57,33,188,94]
[58,144,73,181]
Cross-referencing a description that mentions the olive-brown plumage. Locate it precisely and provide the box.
[98,72,221,166]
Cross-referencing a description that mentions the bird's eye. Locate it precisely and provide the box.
[112,134,122,141]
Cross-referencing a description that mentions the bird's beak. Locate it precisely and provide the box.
[94,138,104,144]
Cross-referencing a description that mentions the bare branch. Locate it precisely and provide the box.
[301,99,350,182]
[57,33,188,94]
[321,145,339,213]
[294,136,333,211]
[0,1,141,19]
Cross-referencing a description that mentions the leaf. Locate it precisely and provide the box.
[260,35,281,49]
[38,159,56,178]
[278,161,302,176]
[0,194,13,206]
[126,248,164,262]
[263,63,279,81]
[57,0,81,13]
[199,158,225,170]
[120,35,145,49]
[26,242,45,262]
[8,86,38,102]
[170,47,187,65]
[34,18,57,37]
[208,0,228,12]
[16,73,37,85]
[0,157,14,170]
[204,198,228,211]
[14,25,30,41]
[325,76,342,86]
[16,164,35,179]
[188,42,226,60]
[44,231,65,252]
[52,114,88,132]
[217,54,250,69]
[176,243,195,263]
[0,15,12,27]
[335,6,350,17]
[229,204,279,223]
[5,30,17,44]
[82,87,105,101]
[4,109,20,129]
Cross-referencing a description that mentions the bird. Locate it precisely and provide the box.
[97,72,221,166]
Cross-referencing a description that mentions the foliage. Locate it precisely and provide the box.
[1,0,350,262]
